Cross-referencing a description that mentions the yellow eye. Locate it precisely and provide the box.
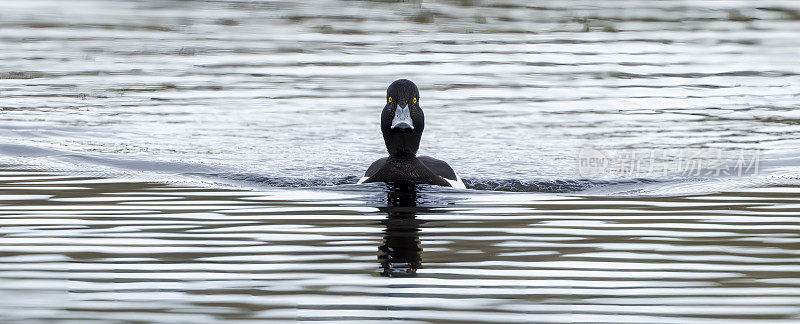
[388,97,392,103]
[413,98,417,104]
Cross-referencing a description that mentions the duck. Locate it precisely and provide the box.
[357,79,466,189]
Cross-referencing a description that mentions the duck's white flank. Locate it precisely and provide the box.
[446,173,466,189]
[356,174,465,189]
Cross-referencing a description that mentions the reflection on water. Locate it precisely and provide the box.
[2,169,800,322]
[379,184,425,277]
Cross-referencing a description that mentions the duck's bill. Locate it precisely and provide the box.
[391,105,414,130]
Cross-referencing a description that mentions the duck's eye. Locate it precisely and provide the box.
[388,97,392,103]
[413,98,417,104]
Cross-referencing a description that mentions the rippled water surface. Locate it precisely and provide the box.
[2,170,800,323]
[2,0,800,322]
[2,0,800,189]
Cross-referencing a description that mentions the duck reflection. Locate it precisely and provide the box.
[378,184,426,277]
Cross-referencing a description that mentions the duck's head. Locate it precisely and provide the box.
[381,79,424,157]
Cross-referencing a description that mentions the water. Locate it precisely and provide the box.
[2,170,800,323]
[3,0,800,190]
[1,0,800,322]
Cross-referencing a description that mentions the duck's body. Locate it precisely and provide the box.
[358,156,465,189]
[358,79,465,189]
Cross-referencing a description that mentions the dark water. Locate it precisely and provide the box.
[2,170,800,323]
[2,0,800,322]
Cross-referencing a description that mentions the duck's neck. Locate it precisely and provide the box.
[388,152,416,160]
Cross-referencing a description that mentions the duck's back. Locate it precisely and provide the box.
[418,156,465,189]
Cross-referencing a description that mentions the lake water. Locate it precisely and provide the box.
[1,0,800,322]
